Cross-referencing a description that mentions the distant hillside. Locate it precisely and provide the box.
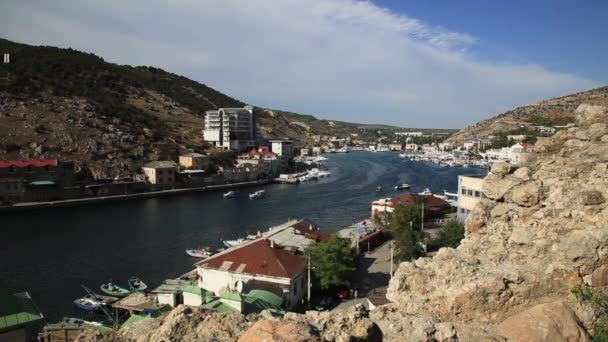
[446,86,608,145]
[0,38,400,176]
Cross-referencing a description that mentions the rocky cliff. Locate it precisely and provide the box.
[102,103,608,342]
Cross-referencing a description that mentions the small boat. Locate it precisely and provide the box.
[73,296,104,311]
[394,183,411,190]
[418,187,432,195]
[249,190,265,199]
[128,277,148,292]
[376,185,383,192]
[223,191,236,198]
[223,238,245,248]
[185,247,214,258]
[100,282,130,297]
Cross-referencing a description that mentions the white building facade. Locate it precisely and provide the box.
[204,107,257,151]
[457,175,486,221]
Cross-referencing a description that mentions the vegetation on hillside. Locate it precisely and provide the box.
[572,285,608,341]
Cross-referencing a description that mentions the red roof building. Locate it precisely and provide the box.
[0,160,58,168]
[371,194,451,217]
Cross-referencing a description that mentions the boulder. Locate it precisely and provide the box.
[510,181,541,207]
[580,190,605,205]
[575,104,608,125]
[239,320,320,342]
[490,162,513,176]
[498,302,590,342]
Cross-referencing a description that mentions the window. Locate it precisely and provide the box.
[157,169,163,175]
[474,191,481,198]
[467,190,473,196]
[461,188,466,195]
[158,177,163,183]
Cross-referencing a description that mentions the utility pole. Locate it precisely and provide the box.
[390,240,394,278]
[307,254,311,304]
[421,201,425,232]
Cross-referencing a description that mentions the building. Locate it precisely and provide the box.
[0,160,75,186]
[0,178,23,205]
[371,193,451,217]
[203,107,257,151]
[506,135,527,143]
[535,126,556,135]
[142,161,178,186]
[404,143,419,151]
[395,132,423,137]
[235,146,281,179]
[463,138,489,151]
[388,143,403,151]
[270,140,296,158]
[179,153,209,171]
[510,143,534,165]
[457,175,486,221]
[0,282,44,342]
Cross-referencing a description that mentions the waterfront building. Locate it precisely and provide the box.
[0,281,44,342]
[388,143,403,151]
[0,178,23,205]
[404,143,419,151]
[203,107,257,151]
[371,194,450,217]
[142,161,178,186]
[0,160,75,186]
[270,140,296,158]
[179,152,209,171]
[457,175,486,221]
[463,138,490,151]
[235,146,280,179]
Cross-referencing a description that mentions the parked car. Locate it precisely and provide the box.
[315,297,336,311]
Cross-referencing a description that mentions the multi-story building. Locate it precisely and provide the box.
[179,152,209,171]
[142,161,178,186]
[456,175,486,221]
[204,107,257,151]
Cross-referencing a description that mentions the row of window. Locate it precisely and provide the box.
[458,208,471,215]
[157,177,174,183]
[460,187,486,198]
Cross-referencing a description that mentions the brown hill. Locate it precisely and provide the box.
[446,86,608,146]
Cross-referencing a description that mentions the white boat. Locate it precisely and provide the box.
[394,183,411,190]
[249,190,265,199]
[185,247,214,258]
[317,170,331,177]
[418,187,432,195]
[335,147,350,153]
[399,153,409,158]
[223,191,236,198]
[376,185,383,192]
[223,238,245,248]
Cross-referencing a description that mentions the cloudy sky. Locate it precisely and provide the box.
[0,0,605,128]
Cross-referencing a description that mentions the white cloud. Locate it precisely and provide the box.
[0,0,601,127]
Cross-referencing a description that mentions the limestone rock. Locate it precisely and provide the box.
[575,103,608,125]
[490,162,513,176]
[498,301,590,342]
[580,190,605,205]
[510,181,541,207]
[239,320,321,342]
[483,174,517,200]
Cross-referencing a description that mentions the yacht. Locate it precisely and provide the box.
[394,183,411,190]
[222,238,245,248]
[249,190,265,199]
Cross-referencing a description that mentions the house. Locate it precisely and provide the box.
[457,175,486,221]
[236,146,280,178]
[0,282,44,342]
[510,143,534,164]
[270,140,296,158]
[506,135,527,143]
[142,161,178,186]
[371,194,451,217]
[203,107,257,151]
[535,126,556,135]
[463,138,489,150]
[179,153,209,171]
[388,143,403,151]
[395,132,423,137]
[196,239,307,310]
[404,143,419,151]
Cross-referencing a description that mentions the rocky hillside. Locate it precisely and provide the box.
[98,103,608,341]
[446,86,608,146]
[0,39,393,177]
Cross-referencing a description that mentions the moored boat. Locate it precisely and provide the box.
[223,238,245,248]
[100,282,130,297]
[128,277,148,292]
[249,190,265,199]
[376,185,383,192]
[185,247,214,258]
[73,296,104,311]
[394,183,411,190]
[223,191,236,198]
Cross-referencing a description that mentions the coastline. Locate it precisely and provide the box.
[0,179,271,213]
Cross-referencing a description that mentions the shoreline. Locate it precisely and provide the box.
[0,179,271,213]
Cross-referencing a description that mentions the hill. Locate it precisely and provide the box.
[446,86,608,145]
[0,38,398,176]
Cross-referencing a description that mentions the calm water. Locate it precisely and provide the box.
[0,151,485,321]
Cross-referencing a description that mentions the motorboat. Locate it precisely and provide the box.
[128,277,148,292]
[418,187,432,195]
[249,190,265,199]
[223,238,245,248]
[376,185,383,192]
[185,247,214,258]
[223,191,236,198]
[100,282,131,297]
[73,296,105,311]
[394,183,411,190]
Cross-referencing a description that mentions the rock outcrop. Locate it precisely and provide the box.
[387,103,608,340]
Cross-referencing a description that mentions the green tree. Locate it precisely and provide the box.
[433,219,465,249]
[386,204,425,262]
[305,236,357,290]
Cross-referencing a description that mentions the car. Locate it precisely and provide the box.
[337,289,350,300]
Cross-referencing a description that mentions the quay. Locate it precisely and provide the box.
[0,180,270,213]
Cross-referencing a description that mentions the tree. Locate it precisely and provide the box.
[305,236,357,290]
[433,219,465,249]
[386,204,425,262]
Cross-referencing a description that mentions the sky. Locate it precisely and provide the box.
[0,0,605,128]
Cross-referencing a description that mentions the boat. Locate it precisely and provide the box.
[394,183,411,190]
[418,187,432,195]
[73,296,104,311]
[128,277,148,292]
[376,185,383,192]
[185,247,214,258]
[223,191,236,198]
[223,238,245,248]
[100,282,130,297]
[249,190,265,199]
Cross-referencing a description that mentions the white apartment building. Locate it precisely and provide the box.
[204,107,256,151]
[457,175,486,221]
[270,140,296,158]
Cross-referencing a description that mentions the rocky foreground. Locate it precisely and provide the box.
[81,103,607,341]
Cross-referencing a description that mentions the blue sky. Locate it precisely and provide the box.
[0,0,605,128]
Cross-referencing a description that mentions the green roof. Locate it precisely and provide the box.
[202,300,237,313]
[245,290,284,307]
[122,314,152,328]
[219,291,242,302]
[181,285,209,296]
[0,282,44,332]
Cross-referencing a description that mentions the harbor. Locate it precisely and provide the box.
[0,151,486,324]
